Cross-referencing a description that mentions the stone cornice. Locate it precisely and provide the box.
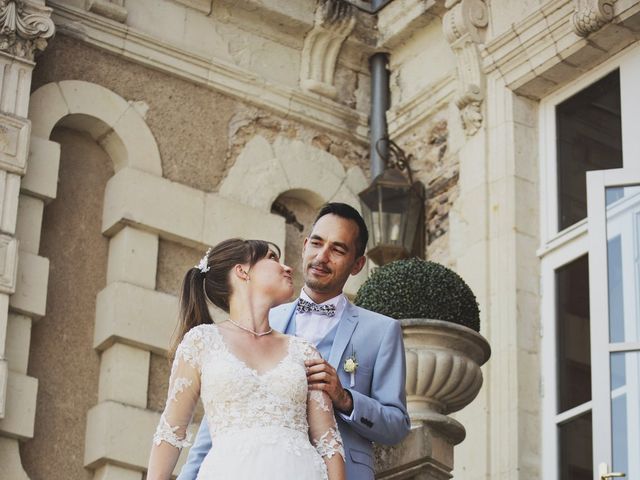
[481,0,640,98]
[0,0,55,61]
[376,0,443,49]
[48,1,369,144]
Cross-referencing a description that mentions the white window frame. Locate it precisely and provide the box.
[587,167,640,477]
[539,43,640,480]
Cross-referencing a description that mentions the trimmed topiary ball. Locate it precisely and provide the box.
[354,258,480,331]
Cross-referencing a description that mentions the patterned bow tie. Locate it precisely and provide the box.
[296,298,336,317]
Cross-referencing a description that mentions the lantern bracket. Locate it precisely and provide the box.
[375,136,415,184]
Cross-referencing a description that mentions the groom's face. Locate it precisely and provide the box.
[302,214,366,301]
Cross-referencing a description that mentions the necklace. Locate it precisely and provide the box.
[227,317,273,337]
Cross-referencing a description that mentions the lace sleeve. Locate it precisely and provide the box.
[147,327,206,479]
[303,342,346,467]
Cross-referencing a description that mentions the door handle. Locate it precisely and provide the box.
[599,463,626,479]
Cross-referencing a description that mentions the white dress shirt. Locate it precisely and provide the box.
[295,289,346,345]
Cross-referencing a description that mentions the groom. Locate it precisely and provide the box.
[178,202,411,480]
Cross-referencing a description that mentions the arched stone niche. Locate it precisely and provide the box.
[18,80,165,480]
[219,134,370,296]
[17,83,370,479]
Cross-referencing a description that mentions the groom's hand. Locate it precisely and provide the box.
[305,359,354,414]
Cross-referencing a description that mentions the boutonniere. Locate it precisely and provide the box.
[343,347,358,388]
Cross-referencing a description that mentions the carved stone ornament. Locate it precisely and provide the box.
[87,0,128,23]
[300,0,356,99]
[443,0,488,136]
[0,0,54,61]
[572,0,615,36]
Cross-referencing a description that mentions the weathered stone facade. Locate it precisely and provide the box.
[0,0,638,479]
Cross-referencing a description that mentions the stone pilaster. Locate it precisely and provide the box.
[443,0,488,136]
[0,1,53,478]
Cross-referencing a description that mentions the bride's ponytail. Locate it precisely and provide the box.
[169,238,278,359]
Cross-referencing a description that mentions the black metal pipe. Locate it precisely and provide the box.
[369,52,390,179]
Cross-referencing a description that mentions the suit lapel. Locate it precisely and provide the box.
[270,301,297,334]
[328,301,359,368]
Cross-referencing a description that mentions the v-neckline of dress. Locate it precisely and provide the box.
[212,325,295,378]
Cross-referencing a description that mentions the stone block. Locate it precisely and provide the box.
[94,463,143,480]
[219,135,290,211]
[0,113,30,175]
[515,233,540,296]
[203,194,286,249]
[514,177,538,238]
[59,80,130,130]
[108,106,163,176]
[102,167,205,246]
[458,132,487,193]
[343,166,368,196]
[28,82,70,139]
[0,293,6,358]
[84,401,194,473]
[516,290,541,354]
[9,251,49,319]
[0,171,20,234]
[328,186,361,213]
[94,282,178,354]
[374,422,457,477]
[376,0,440,49]
[0,371,37,439]
[173,0,211,13]
[99,343,150,408]
[22,136,60,202]
[456,185,488,246]
[512,123,538,184]
[87,0,128,23]
[0,359,6,418]
[274,136,345,202]
[0,437,30,480]
[15,194,44,254]
[107,227,158,289]
[0,234,18,295]
[5,314,31,375]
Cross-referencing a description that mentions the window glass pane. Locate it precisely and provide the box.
[610,351,640,477]
[556,254,591,412]
[556,70,622,231]
[558,412,593,480]
[606,185,640,343]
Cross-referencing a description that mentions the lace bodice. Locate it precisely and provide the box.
[153,324,344,464]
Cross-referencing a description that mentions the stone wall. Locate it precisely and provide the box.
[17,21,369,478]
[22,127,113,480]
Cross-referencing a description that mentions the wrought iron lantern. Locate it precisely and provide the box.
[359,138,425,265]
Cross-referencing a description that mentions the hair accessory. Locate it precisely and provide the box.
[195,247,212,273]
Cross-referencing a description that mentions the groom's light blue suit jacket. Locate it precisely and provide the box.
[177,300,411,480]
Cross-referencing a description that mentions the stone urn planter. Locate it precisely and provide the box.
[401,318,490,434]
[355,258,491,446]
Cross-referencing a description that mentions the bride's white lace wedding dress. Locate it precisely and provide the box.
[152,324,344,479]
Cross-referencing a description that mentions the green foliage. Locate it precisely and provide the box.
[354,258,480,331]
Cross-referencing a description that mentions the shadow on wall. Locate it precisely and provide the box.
[22,125,113,480]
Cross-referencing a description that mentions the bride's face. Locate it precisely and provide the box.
[248,249,294,305]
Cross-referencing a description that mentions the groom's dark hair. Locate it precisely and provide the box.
[314,202,368,258]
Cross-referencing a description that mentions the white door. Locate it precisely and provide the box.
[588,168,640,480]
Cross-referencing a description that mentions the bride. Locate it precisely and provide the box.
[147,239,345,480]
